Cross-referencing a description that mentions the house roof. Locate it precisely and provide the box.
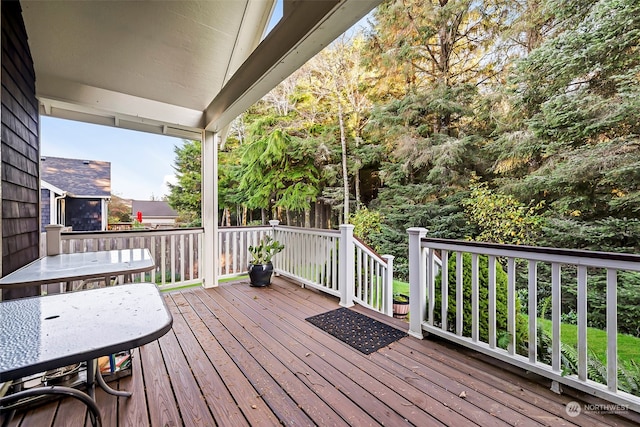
[40,156,111,198]
[20,0,381,137]
[132,201,178,218]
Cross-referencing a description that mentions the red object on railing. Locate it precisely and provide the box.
[136,211,142,222]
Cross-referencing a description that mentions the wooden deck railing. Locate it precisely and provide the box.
[407,227,640,413]
[220,221,395,315]
[47,226,203,291]
[44,222,395,315]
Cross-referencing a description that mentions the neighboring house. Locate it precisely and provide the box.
[131,200,178,228]
[40,156,111,232]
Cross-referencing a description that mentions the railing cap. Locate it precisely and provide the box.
[407,227,428,236]
[423,237,640,264]
[45,224,65,231]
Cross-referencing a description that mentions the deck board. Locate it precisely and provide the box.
[196,286,351,426]
[224,281,446,426]
[139,340,181,426]
[167,292,255,426]
[252,281,517,426]
[4,277,639,426]
[185,288,314,426]
[118,348,149,427]
[157,325,216,426]
[216,282,410,426]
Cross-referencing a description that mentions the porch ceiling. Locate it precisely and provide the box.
[21,0,381,139]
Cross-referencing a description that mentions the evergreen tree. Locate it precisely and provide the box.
[237,117,321,223]
[167,140,202,225]
[495,0,640,222]
[361,0,516,274]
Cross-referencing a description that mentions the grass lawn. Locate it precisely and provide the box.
[393,279,409,296]
[537,317,640,365]
[392,279,640,366]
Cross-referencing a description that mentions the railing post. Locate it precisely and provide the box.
[382,255,394,317]
[45,224,64,256]
[269,220,280,273]
[202,130,218,288]
[408,227,427,339]
[339,224,355,308]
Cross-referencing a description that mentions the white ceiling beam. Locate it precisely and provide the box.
[39,98,203,141]
[36,74,205,130]
[204,0,382,132]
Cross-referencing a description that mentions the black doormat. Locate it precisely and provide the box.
[305,308,407,355]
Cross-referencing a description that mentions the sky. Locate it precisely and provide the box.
[41,116,182,200]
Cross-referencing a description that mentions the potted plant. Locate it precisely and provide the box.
[392,293,410,318]
[247,235,284,287]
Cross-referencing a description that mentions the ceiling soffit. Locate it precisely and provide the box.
[21,0,381,139]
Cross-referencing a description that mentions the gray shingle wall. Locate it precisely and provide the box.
[41,188,50,232]
[1,1,40,297]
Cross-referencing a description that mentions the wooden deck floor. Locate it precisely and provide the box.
[5,277,639,426]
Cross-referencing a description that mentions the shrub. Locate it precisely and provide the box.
[350,207,382,250]
[434,253,528,354]
[538,327,640,397]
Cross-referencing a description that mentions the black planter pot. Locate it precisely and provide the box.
[248,262,274,287]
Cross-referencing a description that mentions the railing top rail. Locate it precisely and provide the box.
[61,227,204,237]
[219,226,271,232]
[274,225,340,237]
[354,236,387,265]
[422,237,640,269]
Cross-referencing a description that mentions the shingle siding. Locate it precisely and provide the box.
[66,198,102,232]
[41,188,50,232]
[1,0,40,297]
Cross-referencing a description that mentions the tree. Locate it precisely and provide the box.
[237,118,321,224]
[301,34,375,222]
[360,0,516,274]
[108,195,132,223]
[350,207,382,250]
[495,0,640,221]
[364,0,517,197]
[166,140,202,225]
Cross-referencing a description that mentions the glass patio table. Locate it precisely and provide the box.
[0,248,155,290]
[0,282,173,427]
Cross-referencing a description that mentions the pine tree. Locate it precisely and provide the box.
[166,140,202,225]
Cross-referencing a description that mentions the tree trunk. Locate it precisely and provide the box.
[315,201,321,229]
[354,166,361,209]
[337,101,349,223]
